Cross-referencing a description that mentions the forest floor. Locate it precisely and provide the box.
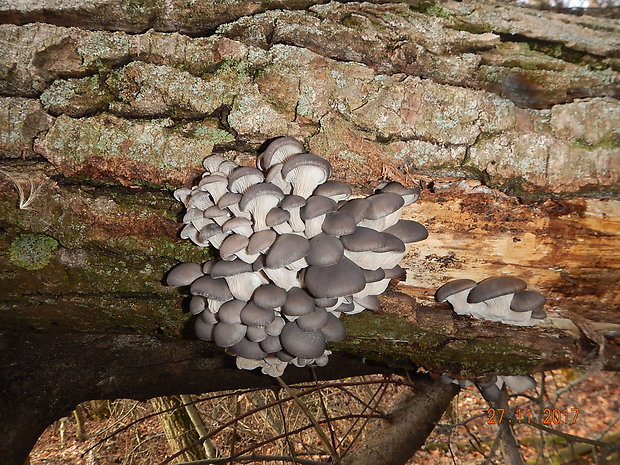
[29,369,619,465]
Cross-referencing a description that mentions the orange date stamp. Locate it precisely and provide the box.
[487,408,580,425]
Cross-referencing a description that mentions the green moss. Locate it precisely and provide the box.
[9,234,59,270]
[570,136,619,151]
[424,3,453,18]
[192,127,235,144]
[215,59,250,80]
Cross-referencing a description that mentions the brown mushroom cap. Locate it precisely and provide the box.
[305,257,366,298]
[280,321,326,359]
[166,262,204,287]
[510,290,546,312]
[435,279,477,303]
[468,276,527,303]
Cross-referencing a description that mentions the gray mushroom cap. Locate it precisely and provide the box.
[222,216,253,236]
[307,233,345,266]
[375,233,405,253]
[201,310,218,324]
[265,233,310,268]
[265,316,286,336]
[363,268,385,283]
[280,321,326,359]
[510,290,546,312]
[435,279,477,303]
[296,306,329,331]
[190,276,233,300]
[300,195,337,220]
[283,287,315,316]
[218,192,241,209]
[276,350,296,362]
[266,207,290,227]
[340,226,387,252]
[253,284,287,309]
[247,230,277,255]
[210,258,253,278]
[531,307,547,319]
[260,335,283,353]
[281,153,332,182]
[384,220,429,243]
[314,297,337,307]
[219,234,250,260]
[334,301,355,313]
[194,318,215,341]
[217,299,246,324]
[231,338,268,360]
[383,265,405,280]
[189,295,207,315]
[246,326,268,343]
[240,301,276,326]
[202,154,226,173]
[354,295,380,311]
[305,257,366,298]
[338,198,371,224]
[166,262,204,287]
[321,313,346,341]
[468,276,527,303]
[258,136,305,170]
[365,193,404,219]
[376,182,421,205]
[213,322,247,347]
[280,194,306,210]
[322,212,356,237]
[239,183,284,211]
[313,180,352,200]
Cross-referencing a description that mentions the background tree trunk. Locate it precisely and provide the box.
[0,0,618,463]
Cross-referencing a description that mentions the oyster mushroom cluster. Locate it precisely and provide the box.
[435,276,547,326]
[167,136,428,377]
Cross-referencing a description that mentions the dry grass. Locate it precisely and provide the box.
[29,370,619,465]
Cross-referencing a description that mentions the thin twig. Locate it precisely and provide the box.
[527,421,620,451]
[276,376,341,465]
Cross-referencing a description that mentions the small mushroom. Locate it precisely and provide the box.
[246,325,268,343]
[230,338,268,360]
[435,279,480,316]
[468,276,528,322]
[305,257,366,299]
[217,299,246,324]
[300,195,337,238]
[359,193,404,231]
[195,317,215,341]
[510,290,546,325]
[189,295,207,315]
[211,259,263,301]
[240,301,276,327]
[321,313,346,341]
[375,181,420,206]
[321,211,356,237]
[280,195,306,232]
[306,233,344,266]
[280,321,326,359]
[190,275,233,312]
[313,180,352,201]
[213,322,247,347]
[338,198,371,224]
[265,233,310,272]
[341,226,388,269]
[282,287,315,318]
[266,207,293,235]
[198,174,228,203]
[253,284,287,310]
[228,166,265,194]
[297,306,329,331]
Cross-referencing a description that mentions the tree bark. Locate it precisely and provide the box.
[341,376,460,465]
[0,0,618,462]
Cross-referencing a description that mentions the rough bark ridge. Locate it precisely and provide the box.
[0,0,619,462]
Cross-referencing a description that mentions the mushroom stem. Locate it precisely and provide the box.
[224,272,264,301]
[481,294,517,322]
[263,267,302,290]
